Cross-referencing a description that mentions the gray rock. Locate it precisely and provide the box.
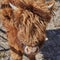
[56,56,60,60]
[0,1,60,60]
[47,1,60,30]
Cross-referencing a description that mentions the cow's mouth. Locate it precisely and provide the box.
[24,45,39,55]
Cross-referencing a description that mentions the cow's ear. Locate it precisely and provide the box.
[0,8,13,31]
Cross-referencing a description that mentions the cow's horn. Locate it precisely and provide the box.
[48,3,54,9]
[9,3,18,10]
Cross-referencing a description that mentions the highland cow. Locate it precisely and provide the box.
[0,0,55,60]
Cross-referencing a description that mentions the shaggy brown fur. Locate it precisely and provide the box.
[0,0,55,60]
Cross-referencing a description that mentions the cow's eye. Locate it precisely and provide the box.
[4,15,11,20]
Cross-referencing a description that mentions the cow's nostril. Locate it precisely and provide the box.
[35,41,38,44]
